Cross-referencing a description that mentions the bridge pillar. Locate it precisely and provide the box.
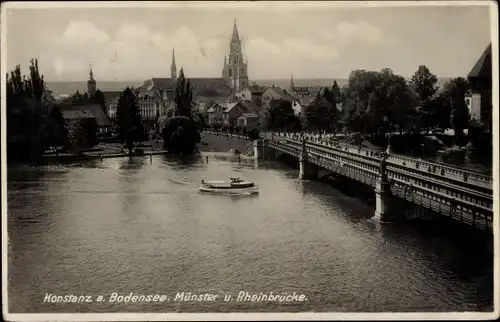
[299,139,317,180]
[373,177,397,223]
[253,140,263,159]
[253,139,269,160]
[373,152,398,223]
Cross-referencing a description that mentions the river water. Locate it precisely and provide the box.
[7,153,493,313]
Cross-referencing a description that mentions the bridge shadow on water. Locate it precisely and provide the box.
[274,153,494,254]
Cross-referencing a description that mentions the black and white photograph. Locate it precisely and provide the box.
[2,1,498,320]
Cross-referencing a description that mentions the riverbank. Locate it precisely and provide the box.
[38,141,168,164]
[200,132,253,154]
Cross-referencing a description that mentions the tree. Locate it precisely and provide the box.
[116,87,143,155]
[162,68,201,154]
[342,69,416,135]
[306,94,338,132]
[45,105,69,149]
[93,89,107,115]
[411,65,438,103]
[331,80,340,102]
[444,77,470,145]
[267,99,301,131]
[248,128,260,140]
[174,68,193,117]
[6,59,51,162]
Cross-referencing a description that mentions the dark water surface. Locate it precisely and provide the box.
[7,153,493,313]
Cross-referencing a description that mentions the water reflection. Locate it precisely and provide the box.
[7,154,493,313]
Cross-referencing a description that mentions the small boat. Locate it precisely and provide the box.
[199,177,259,194]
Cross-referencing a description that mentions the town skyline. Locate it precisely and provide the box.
[3,2,494,82]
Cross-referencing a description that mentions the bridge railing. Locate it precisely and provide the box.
[203,130,250,141]
[263,132,492,189]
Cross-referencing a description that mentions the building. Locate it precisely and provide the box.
[222,100,258,125]
[222,19,249,95]
[236,113,259,128]
[87,65,96,97]
[101,91,122,120]
[235,83,267,107]
[206,100,257,126]
[136,44,232,119]
[261,87,298,109]
[291,96,315,116]
[466,43,492,130]
[206,102,226,125]
[60,104,112,134]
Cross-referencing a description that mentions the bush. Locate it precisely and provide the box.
[162,116,200,154]
[134,148,145,156]
[248,128,260,140]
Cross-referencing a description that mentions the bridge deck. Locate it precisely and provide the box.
[264,133,493,231]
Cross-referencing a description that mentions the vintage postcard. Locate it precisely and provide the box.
[1,1,498,321]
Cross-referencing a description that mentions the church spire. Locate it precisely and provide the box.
[89,63,94,80]
[87,63,96,97]
[232,18,240,41]
[171,48,177,79]
[290,74,295,90]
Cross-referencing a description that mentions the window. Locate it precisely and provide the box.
[229,69,232,77]
[236,54,239,60]
[241,68,244,75]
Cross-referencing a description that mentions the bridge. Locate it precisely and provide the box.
[253,132,494,232]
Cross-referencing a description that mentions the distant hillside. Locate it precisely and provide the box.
[46,81,143,96]
[46,77,454,96]
[252,78,454,89]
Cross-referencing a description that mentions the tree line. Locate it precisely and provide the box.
[263,66,472,146]
[6,60,69,163]
[115,68,203,155]
[6,59,207,163]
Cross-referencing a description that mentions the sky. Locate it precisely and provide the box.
[2,1,495,81]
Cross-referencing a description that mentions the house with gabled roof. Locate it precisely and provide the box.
[236,83,268,107]
[261,86,299,110]
[222,100,257,126]
[236,112,260,129]
[466,43,492,128]
[59,104,112,134]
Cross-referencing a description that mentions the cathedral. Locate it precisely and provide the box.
[135,19,249,119]
[222,19,249,94]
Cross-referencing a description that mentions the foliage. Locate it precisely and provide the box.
[174,68,193,117]
[45,105,69,149]
[5,59,64,162]
[116,87,143,155]
[162,116,200,154]
[445,77,470,145]
[331,80,340,101]
[247,128,260,140]
[93,89,107,115]
[192,111,207,130]
[305,87,338,132]
[162,68,201,154]
[410,65,438,103]
[267,99,301,131]
[342,68,417,134]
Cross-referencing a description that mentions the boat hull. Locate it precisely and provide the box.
[199,185,259,194]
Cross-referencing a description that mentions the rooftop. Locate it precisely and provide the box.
[59,104,111,127]
[239,112,259,119]
[468,44,492,79]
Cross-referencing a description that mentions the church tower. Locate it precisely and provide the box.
[171,49,177,79]
[87,64,97,97]
[289,74,296,91]
[222,19,249,95]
